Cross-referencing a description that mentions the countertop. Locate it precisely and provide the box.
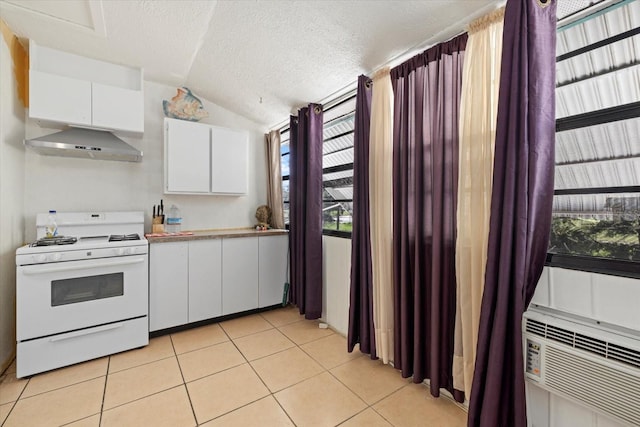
[145,228,288,243]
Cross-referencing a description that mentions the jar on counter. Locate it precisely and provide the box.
[46,210,58,237]
[166,205,182,233]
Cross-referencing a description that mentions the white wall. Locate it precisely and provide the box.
[322,235,351,335]
[0,29,26,369]
[23,81,267,242]
[526,267,640,427]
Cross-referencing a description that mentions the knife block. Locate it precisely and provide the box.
[152,216,164,233]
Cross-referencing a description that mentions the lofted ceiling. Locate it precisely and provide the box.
[0,0,501,129]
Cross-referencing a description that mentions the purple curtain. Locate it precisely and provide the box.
[391,34,467,402]
[468,1,556,426]
[348,75,376,357]
[289,104,324,319]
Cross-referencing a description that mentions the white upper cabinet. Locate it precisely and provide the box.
[92,83,144,132]
[164,118,249,195]
[165,118,211,193]
[28,41,144,134]
[210,126,249,194]
[29,71,92,126]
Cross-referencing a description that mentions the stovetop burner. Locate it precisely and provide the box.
[31,236,78,247]
[108,233,141,242]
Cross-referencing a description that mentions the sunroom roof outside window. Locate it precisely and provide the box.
[321,99,355,233]
[550,0,640,262]
[279,96,356,233]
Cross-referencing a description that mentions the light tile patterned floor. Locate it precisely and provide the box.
[0,306,468,426]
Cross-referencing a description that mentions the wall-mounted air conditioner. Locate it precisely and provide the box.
[523,311,640,427]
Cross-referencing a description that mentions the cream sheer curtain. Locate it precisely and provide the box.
[369,68,394,364]
[265,130,285,229]
[453,7,504,397]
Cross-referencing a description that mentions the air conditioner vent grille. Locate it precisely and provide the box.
[526,319,546,337]
[545,345,640,426]
[525,318,640,369]
[608,343,640,369]
[574,333,607,358]
[547,325,574,346]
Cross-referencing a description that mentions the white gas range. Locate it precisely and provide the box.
[15,211,149,378]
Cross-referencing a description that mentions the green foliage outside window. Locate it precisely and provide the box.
[549,216,640,261]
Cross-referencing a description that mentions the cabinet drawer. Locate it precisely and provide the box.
[17,317,148,378]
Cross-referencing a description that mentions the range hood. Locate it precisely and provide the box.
[24,128,143,162]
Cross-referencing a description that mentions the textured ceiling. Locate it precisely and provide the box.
[0,0,499,129]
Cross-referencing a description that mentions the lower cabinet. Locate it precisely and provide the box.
[149,242,188,332]
[258,235,288,307]
[222,237,259,315]
[149,234,287,332]
[189,240,222,322]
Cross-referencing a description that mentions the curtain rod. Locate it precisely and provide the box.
[277,91,357,134]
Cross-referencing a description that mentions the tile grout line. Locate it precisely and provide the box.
[264,331,311,427]
[246,317,302,427]
[10,373,104,401]
[108,352,176,376]
[239,314,298,426]
[187,321,263,425]
[0,399,18,427]
[97,357,111,426]
[327,359,415,407]
[0,368,28,426]
[169,334,199,426]
[335,407,373,426]
[191,325,297,427]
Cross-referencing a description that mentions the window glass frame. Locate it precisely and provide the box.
[280,94,356,239]
[547,2,640,278]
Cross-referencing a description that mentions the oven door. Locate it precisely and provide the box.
[17,255,148,341]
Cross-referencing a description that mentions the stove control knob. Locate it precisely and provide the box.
[50,253,62,261]
[35,254,48,263]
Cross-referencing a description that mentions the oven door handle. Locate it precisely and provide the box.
[22,257,146,275]
[49,322,124,342]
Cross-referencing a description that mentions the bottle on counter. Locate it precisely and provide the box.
[46,210,58,237]
[166,205,182,233]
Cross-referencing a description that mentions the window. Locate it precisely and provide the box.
[281,94,356,238]
[548,1,640,277]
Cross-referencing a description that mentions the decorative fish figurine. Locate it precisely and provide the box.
[163,87,209,122]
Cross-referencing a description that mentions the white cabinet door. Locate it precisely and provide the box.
[165,118,211,193]
[211,127,248,195]
[258,235,289,308]
[189,239,222,322]
[222,237,258,315]
[29,70,92,126]
[149,242,188,331]
[92,83,144,133]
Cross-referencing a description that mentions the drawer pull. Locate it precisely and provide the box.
[49,323,124,342]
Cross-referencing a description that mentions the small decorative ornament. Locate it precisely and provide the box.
[163,87,209,122]
[255,205,272,231]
